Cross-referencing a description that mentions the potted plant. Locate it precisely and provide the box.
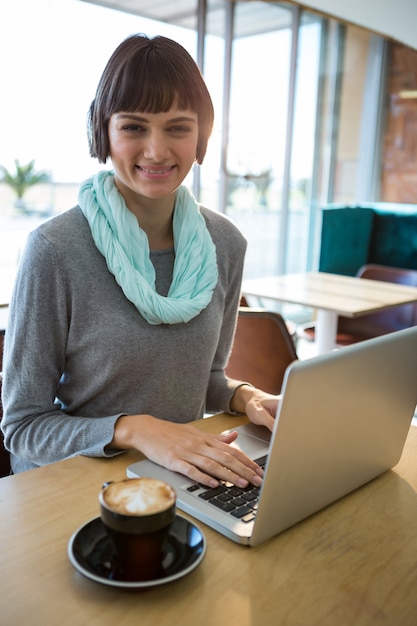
[0,159,51,213]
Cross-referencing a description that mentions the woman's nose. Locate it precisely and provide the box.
[143,133,170,161]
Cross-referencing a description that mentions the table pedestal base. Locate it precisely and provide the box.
[315,309,338,354]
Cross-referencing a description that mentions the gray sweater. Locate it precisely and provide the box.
[2,206,246,473]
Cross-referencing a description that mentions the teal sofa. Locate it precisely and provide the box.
[319,203,417,276]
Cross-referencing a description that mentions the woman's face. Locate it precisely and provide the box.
[108,106,199,204]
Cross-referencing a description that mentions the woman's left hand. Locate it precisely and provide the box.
[231,385,281,431]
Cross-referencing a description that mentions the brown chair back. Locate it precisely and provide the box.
[337,264,417,342]
[0,330,11,477]
[226,308,298,395]
[0,328,3,373]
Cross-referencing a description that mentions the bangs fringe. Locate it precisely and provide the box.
[114,50,197,115]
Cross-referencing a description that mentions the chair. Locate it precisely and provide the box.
[297,264,417,346]
[240,294,297,341]
[0,329,11,477]
[226,307,298,395]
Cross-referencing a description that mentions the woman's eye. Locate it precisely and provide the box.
[169,126,192,135]
[121,124,146,132]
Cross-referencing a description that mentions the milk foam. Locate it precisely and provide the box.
[103,478,176,516]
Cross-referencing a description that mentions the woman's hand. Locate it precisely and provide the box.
[110,414,264,488]
[230,385,281,432]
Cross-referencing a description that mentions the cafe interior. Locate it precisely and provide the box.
[1,0,417,624]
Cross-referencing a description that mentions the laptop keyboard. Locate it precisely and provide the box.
[184,455,268,523]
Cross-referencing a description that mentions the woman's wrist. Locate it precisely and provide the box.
[229,383,255,415]
[108,413,154,451]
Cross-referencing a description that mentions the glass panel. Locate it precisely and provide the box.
[0,0,197,314]
[285,14,322,274]
[225,3,293,280]
[197,0,225,209]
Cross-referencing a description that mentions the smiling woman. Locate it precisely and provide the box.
[86,34,213,248]
[1,33,279,488]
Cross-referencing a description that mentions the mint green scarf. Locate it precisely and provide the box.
[78,171,218,325]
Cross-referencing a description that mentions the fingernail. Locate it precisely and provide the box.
[253,474,263,486]
[237,477,249,488]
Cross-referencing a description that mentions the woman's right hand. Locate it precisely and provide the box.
[110,414,263,489]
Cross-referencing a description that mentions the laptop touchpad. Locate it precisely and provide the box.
[222,423,271,458]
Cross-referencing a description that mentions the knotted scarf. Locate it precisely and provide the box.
[78,170,218,325]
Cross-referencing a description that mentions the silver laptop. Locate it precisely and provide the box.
[127,326,417,546]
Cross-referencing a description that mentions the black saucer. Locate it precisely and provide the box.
[68,514,206,589]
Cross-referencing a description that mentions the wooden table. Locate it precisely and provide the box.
[243,271,417,353]
[1,413,417,626]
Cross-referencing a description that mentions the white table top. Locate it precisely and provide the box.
[242,271,417,318]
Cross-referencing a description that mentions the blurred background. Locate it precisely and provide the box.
[1,0,416,327]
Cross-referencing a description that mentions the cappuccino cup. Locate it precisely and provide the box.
[99,477,176,581]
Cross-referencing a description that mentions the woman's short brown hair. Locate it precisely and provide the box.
[88,34,214,165]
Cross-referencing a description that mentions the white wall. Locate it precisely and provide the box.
[290,0,417,49]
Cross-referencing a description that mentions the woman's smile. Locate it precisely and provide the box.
[136,164,177,178]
